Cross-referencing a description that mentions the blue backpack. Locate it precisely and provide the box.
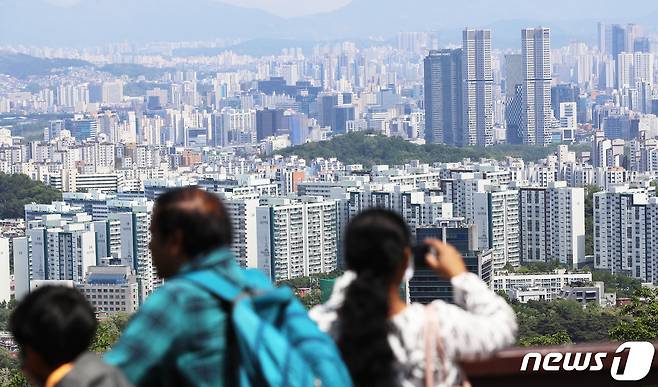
[183,269,353,387]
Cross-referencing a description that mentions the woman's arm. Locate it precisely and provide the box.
[434,272,518,360]
[422,239,518,360]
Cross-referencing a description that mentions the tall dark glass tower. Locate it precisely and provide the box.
[423,49,463,146]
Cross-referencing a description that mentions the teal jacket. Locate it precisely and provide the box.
[105,249,243,387]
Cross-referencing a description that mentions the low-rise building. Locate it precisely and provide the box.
[508,287,549,303]
[492,269,592,301]
[559,281,616,307]
[78,265,139,314]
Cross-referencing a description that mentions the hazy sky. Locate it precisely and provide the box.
[218,0,351,17]
[45,0,351,17]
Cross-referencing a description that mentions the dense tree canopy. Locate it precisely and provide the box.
[609,288,658,342]
[591,271,643,299]
[519,331,572,347]
[89,313,131,353]
[0,349,26,387]
[0,173,61,219]
[277,271,343,310]
[513,299,625,344]
[277,132,590,167]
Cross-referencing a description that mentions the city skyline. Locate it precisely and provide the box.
[3,2,658,370]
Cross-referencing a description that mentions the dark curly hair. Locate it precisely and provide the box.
[337,209,411,387]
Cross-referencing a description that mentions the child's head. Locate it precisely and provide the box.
[9,286,97,384]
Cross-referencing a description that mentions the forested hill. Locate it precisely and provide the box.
[0,174,61,219]
[277,133,588,167]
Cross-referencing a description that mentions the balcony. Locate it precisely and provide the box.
[462,342,658,386]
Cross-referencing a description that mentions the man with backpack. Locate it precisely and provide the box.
[105,187,352,387]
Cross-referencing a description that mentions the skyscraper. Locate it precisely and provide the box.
[423,49,463,145]
[462,29,493,147]
[331,105,356,134]
[551,84,579,120]
[256,108,287,141]
[521,27,552,146]
[634,37,651,53]
[505,54,524,144]
[625,24,641,54]
[597,22,607,53]
[101,81,124,104]
[617,52,634,89]
[634,52,654,84]
[610,24,627,60]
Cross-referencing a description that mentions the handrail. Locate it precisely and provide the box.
[461,342,658,386]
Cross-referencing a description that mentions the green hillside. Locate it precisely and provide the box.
[278,133,588,167]
[0,173,61,219]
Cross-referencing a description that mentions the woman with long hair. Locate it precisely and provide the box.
[310,209,517,387]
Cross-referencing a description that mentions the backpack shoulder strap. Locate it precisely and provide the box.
[181,270,243,301]
[180,270,243,386]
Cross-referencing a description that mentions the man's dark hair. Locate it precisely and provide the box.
[152,187,233,259]
[9,286,97,367]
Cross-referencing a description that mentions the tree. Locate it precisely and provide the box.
[0,348,19,370]
[277,271,343,309]
[516,261,566,274]
[299,289,323,310]
[0,302,14,331]
[514,299,624,344]
[519,331,572,347]
[0,173,61,219]
[277,271,343,291]
[609,288,658,342]
[276,132,586,168]
[591,270,643,298]
[501,263,516,273]
[6,371,27,387]
[0,348,26,387]
[89,313,131,353]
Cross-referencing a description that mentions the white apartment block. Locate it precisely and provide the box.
[13,214,96,300]
[223,197,259,269]
[256,197,339,282]
[492,270,592,301]
[113,208,155,302]
[594,185,658,283]
[93,218,122,263]
[0,238,11,303]
[401,192,453,231]
[441,173,491,220]
[474,188,520,269]
[519,182,585,268]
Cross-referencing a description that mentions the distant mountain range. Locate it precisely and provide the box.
[0,52,91,78]
[2,0,658,48]
[0,52,176,79]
